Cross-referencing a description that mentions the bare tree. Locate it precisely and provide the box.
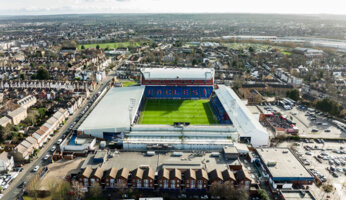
[88,182,102,199]
[26,174,41,200]
[71,180,86,200]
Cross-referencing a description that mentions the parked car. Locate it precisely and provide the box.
[43,154,50,160]
[32,166,40,172]
[17,181,26,188]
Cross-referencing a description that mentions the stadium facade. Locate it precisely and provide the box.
[78,68,269,149]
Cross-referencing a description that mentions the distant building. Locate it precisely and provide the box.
[294,47,323,57]
[17,95,37,109]
[0,116,11,127]
[0,152,14,172]
[7,106,27,125]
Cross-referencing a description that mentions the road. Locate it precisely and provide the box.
[2,72,115,200]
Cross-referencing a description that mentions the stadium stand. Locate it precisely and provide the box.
[210,96,232,124]
[144,86,213,99]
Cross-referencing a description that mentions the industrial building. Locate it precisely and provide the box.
[255,148,314,190]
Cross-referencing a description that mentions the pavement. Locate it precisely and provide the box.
[1,73,115,200]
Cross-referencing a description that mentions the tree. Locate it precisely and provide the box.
[38,108,46,118]
[47,179,71,200]
[257,189,270,200]
[315,98,340,116]
[36,67,50,80]
[151,42,158,48]
[286,89,300,101]
[88,183,102,199]
[96,44,100,50]
[24,113,37,126]
[26,175,41,200]
[192,59,198,66]
[20,73,26,80]
[0,126,6,143]
[209,182,249,200]
[71,180,86,200]
[51,180,71,200]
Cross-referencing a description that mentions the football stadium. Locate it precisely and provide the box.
[78,68,269,150]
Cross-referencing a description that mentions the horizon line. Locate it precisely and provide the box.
[1,12,346,17]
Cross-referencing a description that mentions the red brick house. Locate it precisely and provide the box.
[158,168,182,190]
[90,167,104,186]
[131,167,155,189]
[104,167,117,188]
[115,168,129,188]
[79,167,93,187]
[184,169,197,190]
[235,169,252,190]
[222,169,236,185]
[208,169,223,185]
[185,169,209,190]
[195,169,209,190]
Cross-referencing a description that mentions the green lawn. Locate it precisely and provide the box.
[139,99,219,125]
[281,51,292,55]
[120,81,137,87]
[24,196,51,200]
[78,42,140,50]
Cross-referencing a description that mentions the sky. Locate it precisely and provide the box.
[0,0,346,15]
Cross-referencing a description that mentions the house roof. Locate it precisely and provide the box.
[116,168,129,179]
[26,136,37,145]
[185,169,196,180]
[40,125,49,133]
[35,128,45,136]
[196,169,209,180]
[235,169,251,182]
[132,168,144,179]
[82,167,93,178]
[222,169,236,181]
[170,168,182,180]
[7,106,26,118]
[106,167,118,179]
[143,168,155,180]
[92,167,104,179]
[0,152,11,162]
[208,169,223,182]
[158,168,170,180]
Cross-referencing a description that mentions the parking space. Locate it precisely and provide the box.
[286,140,346,200]
[258,104,346,139]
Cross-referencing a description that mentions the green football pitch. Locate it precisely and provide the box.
[138,99,219,125]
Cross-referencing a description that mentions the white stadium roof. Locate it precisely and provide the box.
[78,86,145,137]
[215,85,269,147]
[140,68,214,80]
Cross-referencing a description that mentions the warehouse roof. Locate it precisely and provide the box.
[78,86,145,136]
[257,148,313,180]
[140,68,214,80]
